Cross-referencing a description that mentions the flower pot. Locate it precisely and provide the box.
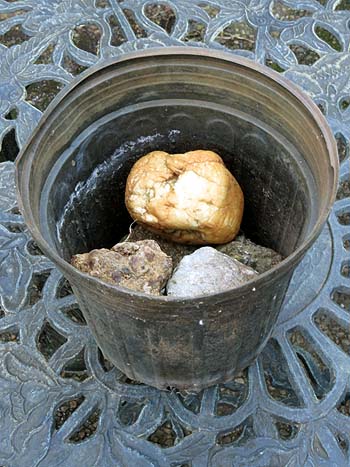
[16,48,338,390]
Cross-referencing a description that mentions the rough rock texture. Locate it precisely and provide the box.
[124,223,196,269]
[71,240,172,295]
[124,224,283,273]
[125,150,244,244]
[167,247,258,297]
[217,235,283,274]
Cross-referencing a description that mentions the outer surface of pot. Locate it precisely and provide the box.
[70,271,291,389]
[16,48,338,390]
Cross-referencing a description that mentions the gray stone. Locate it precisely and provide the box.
[166,247,258,297]
[217,234,283,274]
[71,239,172,295]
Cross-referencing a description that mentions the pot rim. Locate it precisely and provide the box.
[16,46,339,305]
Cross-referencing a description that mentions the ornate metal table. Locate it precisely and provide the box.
[0,1,349,466]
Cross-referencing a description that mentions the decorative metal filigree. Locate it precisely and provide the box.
[0,1,349,466]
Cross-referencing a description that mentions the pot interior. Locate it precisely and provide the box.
[41,101,316,262]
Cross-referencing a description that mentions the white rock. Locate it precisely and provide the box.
[166,247,258,298]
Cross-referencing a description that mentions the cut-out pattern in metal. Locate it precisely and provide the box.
[0,1,349,465]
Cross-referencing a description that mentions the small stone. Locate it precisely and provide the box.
[167,247,258,297]
[217,234,283,274]
[71,240,172,295]
[124,224,283,275]
[124,223,196,269]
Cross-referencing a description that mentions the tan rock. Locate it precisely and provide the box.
[125,150,244,245]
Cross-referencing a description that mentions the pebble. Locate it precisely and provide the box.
[217,234,283,274]
[167,247,258,297]
[124,223,196,269]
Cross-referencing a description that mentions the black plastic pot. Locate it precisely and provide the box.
[16,48,338,390]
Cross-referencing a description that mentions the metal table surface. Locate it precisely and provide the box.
[0,1,349,466]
